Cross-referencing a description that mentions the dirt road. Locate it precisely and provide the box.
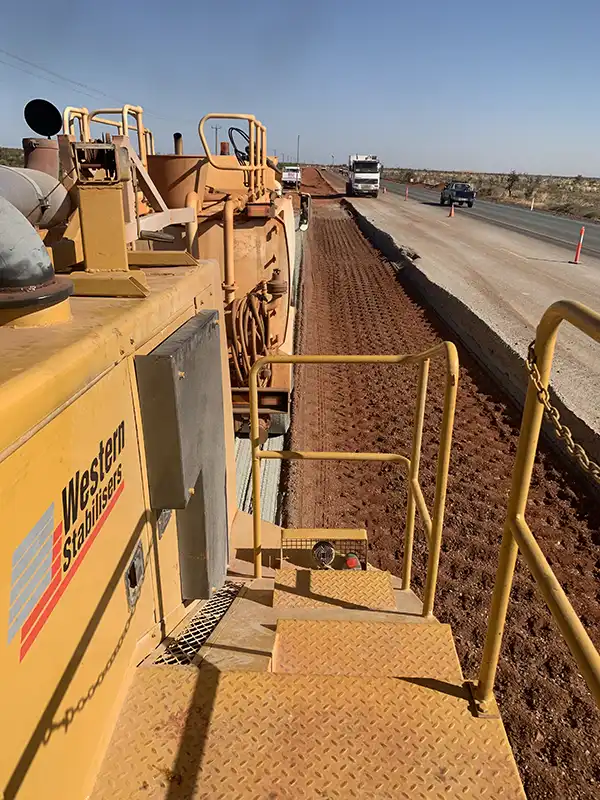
[286,168,600,800]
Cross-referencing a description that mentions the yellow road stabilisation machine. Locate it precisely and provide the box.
[2,99,309,435]
[1,101,599,799]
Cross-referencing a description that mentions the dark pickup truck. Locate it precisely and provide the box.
[440,182,476,208]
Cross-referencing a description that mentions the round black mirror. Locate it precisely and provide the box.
[24,99,63,138]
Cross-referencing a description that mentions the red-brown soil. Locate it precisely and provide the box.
[284,168,600,800]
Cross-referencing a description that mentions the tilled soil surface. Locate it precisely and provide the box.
[285,168,600,800]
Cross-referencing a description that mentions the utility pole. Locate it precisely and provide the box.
[296,134,300,165]
[211,124,221,154]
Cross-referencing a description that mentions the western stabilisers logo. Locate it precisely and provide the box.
[61,422,125,572]
[7,421,126,660]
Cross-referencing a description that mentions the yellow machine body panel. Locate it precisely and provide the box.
[0,262,236,800]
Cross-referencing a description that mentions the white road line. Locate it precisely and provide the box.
[501,248,528,260]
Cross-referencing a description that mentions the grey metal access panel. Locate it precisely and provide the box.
[135,311,228,598]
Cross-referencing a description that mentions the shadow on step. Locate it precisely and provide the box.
[163,661,220,800]
[274,570,409,615]
[398,677,478,717]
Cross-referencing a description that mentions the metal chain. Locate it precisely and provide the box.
[526,342,600,484]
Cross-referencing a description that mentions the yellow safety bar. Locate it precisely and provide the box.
[62,105,153,169]
[475,300,600,711]
[63,106,90,141]
[249,347,459,619]
[145,128,155,156]
[198,113,268,200]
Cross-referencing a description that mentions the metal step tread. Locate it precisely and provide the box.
[273,567,396,610]
[272,619,462,682]
[91,667,525,799]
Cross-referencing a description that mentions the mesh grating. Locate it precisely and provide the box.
[283,538,368,569]
[153,582,241,665]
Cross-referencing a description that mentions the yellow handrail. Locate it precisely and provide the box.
[63,106,90,141]
[248,347,459,619]
[145,129,155,156]
[88,106,148,168]
[258,451,410,464]
[198,113,268,200]
[475,300,600,711]
[410,478,432,545]
[62,105,153,169]
[403,360,430,585]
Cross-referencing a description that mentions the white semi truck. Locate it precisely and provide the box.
[282,165,302,190]
[346,154,381,197]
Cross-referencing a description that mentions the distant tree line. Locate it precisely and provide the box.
[0,147,24,167]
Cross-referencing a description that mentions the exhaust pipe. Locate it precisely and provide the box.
[0,196,73,321]
[173,132,183,155]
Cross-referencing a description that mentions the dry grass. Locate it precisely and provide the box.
[385,168,600,220]
[0,147,24,168]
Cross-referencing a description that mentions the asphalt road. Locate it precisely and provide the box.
[383,181,600,258]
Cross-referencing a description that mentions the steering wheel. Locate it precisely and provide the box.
[228,126,250,165]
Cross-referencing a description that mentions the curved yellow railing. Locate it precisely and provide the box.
[198,113,267,199]
[62,105,153,168]
[475,300,600,711]
[248,345,459,618]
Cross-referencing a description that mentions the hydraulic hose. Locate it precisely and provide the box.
[230,289,272,388]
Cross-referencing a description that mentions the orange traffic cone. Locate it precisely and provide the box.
[448,203,455,218]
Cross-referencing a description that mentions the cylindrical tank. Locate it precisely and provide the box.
[147,154,204,210]
[0,166,71,228]
[22,138,59,179]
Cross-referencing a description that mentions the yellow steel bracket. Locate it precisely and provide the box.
[74,182,150,298]
[69,139,188,298]
[475,300,600,715]
[248,348,459,620]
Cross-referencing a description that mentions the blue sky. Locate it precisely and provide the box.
[1,0,599,174]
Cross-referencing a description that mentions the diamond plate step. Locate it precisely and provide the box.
[273,567,396,610]
[91,667,525,799]
[272,619,463,682]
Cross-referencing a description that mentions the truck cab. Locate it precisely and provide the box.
[281,165,301,190]
[347,154,381,198]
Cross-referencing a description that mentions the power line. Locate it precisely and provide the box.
[0,47,113,99]
[0,56,100,99]
[0,47,195,126]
